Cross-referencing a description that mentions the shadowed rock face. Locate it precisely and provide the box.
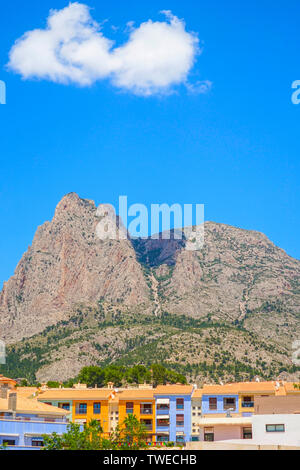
[0,193,300,353]
[131,229,186,267]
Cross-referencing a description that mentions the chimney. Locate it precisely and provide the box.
[8,393,17,412]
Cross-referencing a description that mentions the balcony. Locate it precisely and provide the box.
[241,402,254,408]
[156,407,170,415]
[141,423,153,432]
[140,407,153,415]
[156,420,170,428]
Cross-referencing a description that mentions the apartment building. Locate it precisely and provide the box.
[197,381,300,443]
[2,375,297,447]
[154,385,194,444]
[0,387,68,449]
[38,388,113,433]
[251,395,300,447]
[118,389,155,443]
[191,389,202,441]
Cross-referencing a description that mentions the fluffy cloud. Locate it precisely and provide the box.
[8,3,205,96]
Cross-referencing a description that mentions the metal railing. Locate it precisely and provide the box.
[241,402,254,408]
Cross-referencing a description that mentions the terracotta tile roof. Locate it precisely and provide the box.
[37,388,113,400]
[0,375,17,386]
[192,389,203,398]
[15,387,39,398]
[201,381,277,395]
[0,392,68,416]
[118,389,155,400]
[283,382,300,394]
[154,385,194,395]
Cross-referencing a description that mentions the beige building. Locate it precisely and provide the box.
[191,389,202,441]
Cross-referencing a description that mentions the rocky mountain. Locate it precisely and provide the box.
[0,193,299,383]
[0,193,151,343]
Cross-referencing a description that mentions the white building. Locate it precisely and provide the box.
[251,414,300,447]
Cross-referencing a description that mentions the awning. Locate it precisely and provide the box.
[157,415,169,420]
[176,432,185,436]
[140,402,152,405]
[198,417,252,427]
[0,433,19,437]
[157,398,170,405]
[156,432,169,436]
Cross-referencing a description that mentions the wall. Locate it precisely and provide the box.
[191,397,201,439]
[199,424,244,441]
[252,414,300,446]
[254,396,300,415]
[185,441,300,450]
[0,418,67,448]
[118,399,155,442]
[155,395,192,443]
[72,400,109,433]
[201,394,239,416]
[38,399,72,421]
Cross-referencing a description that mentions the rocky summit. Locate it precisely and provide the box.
[0,193,299,383]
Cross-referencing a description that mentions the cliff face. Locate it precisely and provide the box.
[0,193,150,342]
[145,222,300,327]
[0,193,299,382]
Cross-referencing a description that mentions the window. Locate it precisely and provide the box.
[157,419,169,427]
[176,398,184,410]
[59,403,70,411]
[157,404,169,411]
[3,440,15,446]
[266,424,285,433]
[242,396,254,408]
[93,403,101,414]
[157,435,169,442]
[204,427,214,442]
[243,427,252,439]
[209,397,217,410]
[176,414,184,427]
[76,403,87,415]
[141,419,153,431]
[126,402,134,414]
[32,440,44,447]
[140,404,152,415]
[223,397,236,410]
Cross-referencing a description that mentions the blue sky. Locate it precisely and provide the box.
[0,0,299,288]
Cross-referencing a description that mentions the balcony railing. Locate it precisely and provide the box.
[157,421,170,427]
[242,402,254,408]
[140,408,153,415]
[143,425,153,431]
[156,408,170,414]
[223,404,236,411]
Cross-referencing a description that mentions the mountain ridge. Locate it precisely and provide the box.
[0,193,299,383]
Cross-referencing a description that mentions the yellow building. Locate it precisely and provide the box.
[118,389,155,443]
[38,389,113,434]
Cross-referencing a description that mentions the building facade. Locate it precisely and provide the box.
[118,389,155,443]
[154,385,194,444]
[0,389,68,450]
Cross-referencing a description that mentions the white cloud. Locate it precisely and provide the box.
[8,2,207,96]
